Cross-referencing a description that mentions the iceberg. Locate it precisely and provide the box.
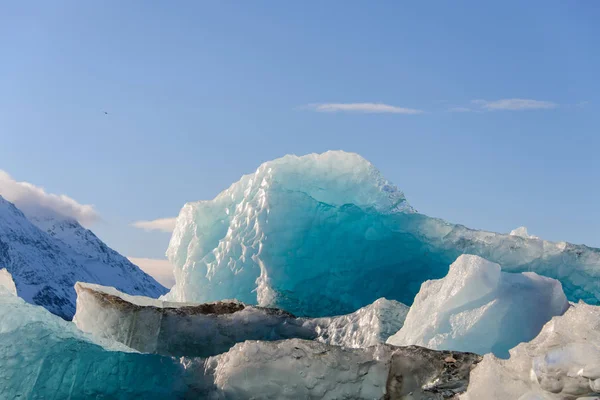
[462,301,600,399]
[164,151,600,316]
[386,255,569,357]
[74,282,408,356]
[1,269,479,399]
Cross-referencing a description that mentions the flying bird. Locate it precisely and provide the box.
[104,111,108,115]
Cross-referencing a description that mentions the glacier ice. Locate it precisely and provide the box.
[462,301,600,400]
[205,339,481,400]
[74,282,408,356]
[0,270,212,399]
[1,269,480,399]
[0,195,166,319]
[310,297,409,348]
[386,255,569,358]
[74,282,315,357]
[164,150,600,317]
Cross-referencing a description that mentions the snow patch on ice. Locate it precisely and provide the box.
[0,269,17,296]
[510,226,540,240]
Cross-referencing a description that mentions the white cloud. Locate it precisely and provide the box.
[0,170,99,226]
[448,106,474,113]
[132,217,177,232]
[128,257,175,288]
[472,98,558,111]
[305,103,423,114]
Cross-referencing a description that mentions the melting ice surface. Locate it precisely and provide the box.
[462,301,600,399]
[164,151,600,317]
[387,255,569,358]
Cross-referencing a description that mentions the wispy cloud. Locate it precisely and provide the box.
[128,257,175,288]
[448,106,475,113]
[0,170,99,226]
[305,103,424,114]
[132,217,177,232]
[472,98,558,111]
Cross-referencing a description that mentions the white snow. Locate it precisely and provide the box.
[510,226,540,240]
[0,195,166,319]
[387,255,569,357]
[0,269,17,296]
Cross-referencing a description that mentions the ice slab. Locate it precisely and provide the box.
[206,339,481,400]
[74,282,313,357]
[163,151,600,317]
[461,302,600,399]
[74,282,409,356]
[387,255,569,357]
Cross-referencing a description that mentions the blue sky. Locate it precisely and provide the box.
[1,1,599,274]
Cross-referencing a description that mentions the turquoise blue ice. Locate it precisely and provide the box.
[0,277,196,399]
[164,151,600,317]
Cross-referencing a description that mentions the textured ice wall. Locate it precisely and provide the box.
[387,255,569,357]
[165,151,600,317]
[310,298,409,348]
[461,302,600,400]
[74,282,408,356]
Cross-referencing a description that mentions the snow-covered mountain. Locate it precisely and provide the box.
[0,195,166,319]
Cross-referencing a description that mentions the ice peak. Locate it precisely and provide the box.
[165,151,600,317]
[509,226,539,239]
[0,195,167,319]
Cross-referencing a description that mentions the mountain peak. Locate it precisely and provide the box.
[0,196,166,319]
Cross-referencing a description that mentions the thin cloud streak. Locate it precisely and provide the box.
[473,98,558,111]
[448,107,474,113]
[132,217,177,232]
[306,103,424,114]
